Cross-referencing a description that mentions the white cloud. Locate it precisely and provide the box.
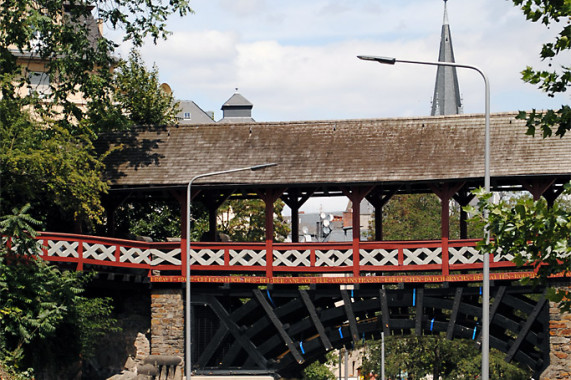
[132,0,570,122]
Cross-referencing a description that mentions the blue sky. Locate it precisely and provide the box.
[111,0,569,213]
[109,0,571,124]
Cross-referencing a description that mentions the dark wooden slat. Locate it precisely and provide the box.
[197,324,229,367]
[341,289,360,344]
[206,295,268,368]
[447,287,464,339]
[506,293,547,362]
[299,290,333,351]
[477,285,508,343]
[253,289,304,364]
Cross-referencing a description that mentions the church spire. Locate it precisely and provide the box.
[431,0,463,116]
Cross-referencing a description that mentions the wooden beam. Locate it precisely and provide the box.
[520,178,556,201]
[366,187,398,241]
[446,287,464,340]
[341,290,360,344]
[341,186,374,276]
[253,289,304,364]
[197,325,229,367]
[257,188,285,277]
[282,189,315,243]
[506,293,547,363]
[299,290,333,351]
[206,295,268,368]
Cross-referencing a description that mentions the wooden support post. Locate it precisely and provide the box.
[342,186,373,277]
[520,178,555,201]
[453,189,476,240]
[258,189,285,278]
[201,190,234,241]
[366,187,398,241]
[281,189,314,243]
[102,194,127,237]
[430,182,464,277]
[171,189,189,276]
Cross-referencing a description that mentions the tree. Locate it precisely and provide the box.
[473,1,571,312]
[0,102,107,229]
[469,188,571,312]
[218,199,290,242]
[0,205,119,377]
[0,1,190,227]
[114,49,180,126]
[111,198,182,241]
[0,0,192,230]
[302,353,336,380]
[361,335,530,380]
[367,193,478,241]
[0,0,192,129]
[511,0,570,138]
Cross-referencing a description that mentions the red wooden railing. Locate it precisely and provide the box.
[30,232,530,284]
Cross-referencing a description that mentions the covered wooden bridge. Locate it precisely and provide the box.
[51,111,570,284]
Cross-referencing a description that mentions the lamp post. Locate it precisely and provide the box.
[185,163,277,380]
[357,55,491,380]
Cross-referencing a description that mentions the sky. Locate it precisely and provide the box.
[110,0,569,213]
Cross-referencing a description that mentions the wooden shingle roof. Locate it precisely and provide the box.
[101,112,571,191]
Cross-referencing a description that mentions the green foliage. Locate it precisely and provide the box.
[361,335,530,379]
[0,98,108,227]
[112,199,181,241]
[511,1,570,137]
[0,0,192,226]
[302,357,336,380]
[303,351,336,380]
[218,199,290,242]
[0,0,192,126]
[468,186,571,312]
[367,193,478,241]
[450,348,532,379]
[115,49,180,126]
[0,205,119,376]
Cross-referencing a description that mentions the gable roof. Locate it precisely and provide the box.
[101,112,571,194]
[176,100,214,124]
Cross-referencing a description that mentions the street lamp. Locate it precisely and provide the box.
[357,55,491,380]
[185,163,277,379]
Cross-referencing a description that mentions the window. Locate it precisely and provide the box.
[184,112,191,119]
[28,71,51,97]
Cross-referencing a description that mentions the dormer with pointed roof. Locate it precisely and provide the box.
[219,90,255,123]
[431,0,463,116]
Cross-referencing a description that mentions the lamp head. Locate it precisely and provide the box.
[357,55,397,65]
[250,163,278,171]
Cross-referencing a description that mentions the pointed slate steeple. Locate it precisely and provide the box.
[431,0,463,116]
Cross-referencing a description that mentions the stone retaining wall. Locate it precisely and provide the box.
[540,285,570,380]
[151,287,184,357]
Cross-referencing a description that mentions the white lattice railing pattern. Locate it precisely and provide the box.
[33,233,522,277]
[229,249,266,266]
[359,248,399,266]
[190,249,223,266]
[315,249,353,267]
[46,239,79,258]
[273,249,311,267]
[449,245,483,264]
[403,247,442,265]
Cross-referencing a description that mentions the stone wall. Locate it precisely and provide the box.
[540,285,571,380]
[150,287,184,357]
